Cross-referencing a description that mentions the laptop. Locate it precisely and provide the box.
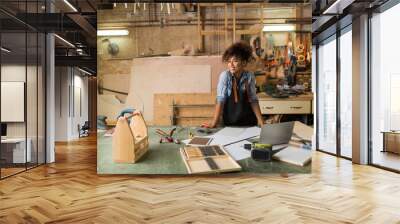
[259,122,294,150]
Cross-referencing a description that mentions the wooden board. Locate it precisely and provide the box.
[97,94,126,120]
[188,137,213,145]
[180,145,241,174]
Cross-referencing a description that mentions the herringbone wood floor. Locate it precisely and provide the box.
[1,135,400,224]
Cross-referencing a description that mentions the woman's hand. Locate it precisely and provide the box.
[257,119,265,127]
[201,122,216,128]
[132,110,141,116]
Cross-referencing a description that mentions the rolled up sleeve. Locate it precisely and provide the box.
[248,73,259,103]
[216,71,228,103]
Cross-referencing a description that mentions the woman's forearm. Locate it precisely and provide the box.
[211,103,224,127]
[251,102,264,123]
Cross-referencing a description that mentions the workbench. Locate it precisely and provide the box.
[97,122,313,174]
[257,92,313,124]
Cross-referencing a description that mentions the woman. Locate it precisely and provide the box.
[203,42,264,128]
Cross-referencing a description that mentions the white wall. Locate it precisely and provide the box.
[1,65,37,137]
[55,67,89,141]
[55,67,69,141]
[72,73,89,138]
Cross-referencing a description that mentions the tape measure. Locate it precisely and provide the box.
[244,143,272,150]
[253,143,272,149]
[243,143,274,161]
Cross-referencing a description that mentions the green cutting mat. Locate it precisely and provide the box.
[97,127,311,174]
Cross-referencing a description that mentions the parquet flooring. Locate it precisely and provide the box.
[1,135,400,223]
[1,167,26,178]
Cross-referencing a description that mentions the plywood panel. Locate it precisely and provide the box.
[102,73,130,98]
[99,56,225,123]
[97,94,126,120]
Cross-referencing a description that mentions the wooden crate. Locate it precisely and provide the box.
[112,113,149,163]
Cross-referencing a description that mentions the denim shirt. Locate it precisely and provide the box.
[216,70,258,104]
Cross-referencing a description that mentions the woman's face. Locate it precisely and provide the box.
[228,56,245,75]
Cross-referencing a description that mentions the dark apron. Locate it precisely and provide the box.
[223,76,257,126]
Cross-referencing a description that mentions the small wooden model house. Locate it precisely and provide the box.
[112,113,149,163]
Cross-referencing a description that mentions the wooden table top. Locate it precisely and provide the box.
[257,92,314,101]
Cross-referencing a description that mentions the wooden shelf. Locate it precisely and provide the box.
[170,101,214,125]
[197,3,228,51]
[174,116,213,119]
[200,30,227,35]
[172,104,214,108]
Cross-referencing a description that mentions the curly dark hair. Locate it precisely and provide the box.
[222,41,254,63]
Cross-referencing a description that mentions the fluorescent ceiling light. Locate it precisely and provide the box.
[54,34,75,48]
[63,0,78,12]
[78,67,93,76]
[1,47,11,53]
[323,0,355,15]
[263,24,296,32]
[97,29,129,36]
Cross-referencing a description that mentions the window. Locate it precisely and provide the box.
[0,1,47,179]
[317,36,337,154]
[339,28,352,158]
[370,3,400,171]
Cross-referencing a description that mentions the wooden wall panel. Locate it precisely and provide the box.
[153,93,216,126]
[125,56,222,122]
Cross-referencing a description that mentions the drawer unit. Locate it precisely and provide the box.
[382,132,400,154]
[259,100,312,114]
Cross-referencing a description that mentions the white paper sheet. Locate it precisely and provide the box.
[213,127,246,137]
[272,145,312,166]
[183,126,260,147]
[181,139,191,145]
[224,140,251,161]
[209,135,243,146]
[237,126,261,139]
[272,144,289,151]
[210,126,260,146]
